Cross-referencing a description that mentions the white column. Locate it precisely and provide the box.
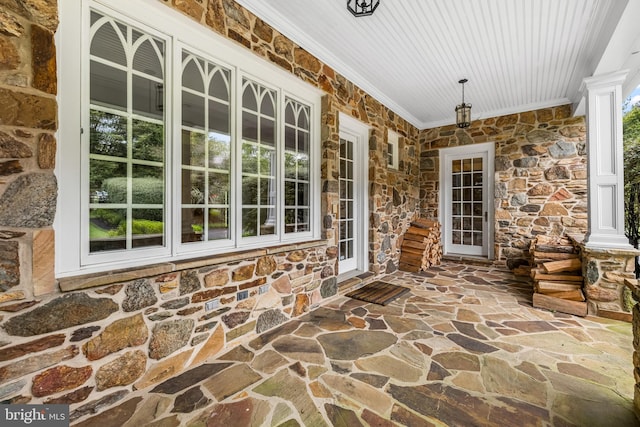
[582,70,633,249]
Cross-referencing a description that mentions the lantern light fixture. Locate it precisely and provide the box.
[455,78,472,128]
[347,0,380,17]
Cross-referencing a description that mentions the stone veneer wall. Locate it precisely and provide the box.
[583,246,638,319]
[0,0,421,417]
[419,105,588,269]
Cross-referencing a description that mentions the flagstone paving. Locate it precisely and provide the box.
[72,262,639,426]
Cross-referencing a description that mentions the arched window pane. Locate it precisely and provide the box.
[91,19,126,65]
[285,103,295,125]
[261,92,275,118]
[298,108,309,129]
[133,38,164,78]
[243,83,257,111]
[183,57,205,92]
[209,68,230,101]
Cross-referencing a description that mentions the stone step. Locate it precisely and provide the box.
[337,271,375,295]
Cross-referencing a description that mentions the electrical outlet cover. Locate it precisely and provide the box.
[205,299,219,311]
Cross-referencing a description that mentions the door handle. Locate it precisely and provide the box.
[484,211,488,222]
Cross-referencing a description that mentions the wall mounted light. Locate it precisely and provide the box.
[347,0,379,17]
[455,78,472,128]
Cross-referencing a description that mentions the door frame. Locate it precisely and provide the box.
[338,112,369,279]
[439,142,495,259]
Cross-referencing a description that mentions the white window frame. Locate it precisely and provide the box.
[80,4,172,267]
[387,129,399,170]
[174,43,237,256]
[56,0,322,277]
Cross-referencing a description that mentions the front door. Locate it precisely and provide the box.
[339,135,357,273]
[338,113,369,277]
[441,143,494,257]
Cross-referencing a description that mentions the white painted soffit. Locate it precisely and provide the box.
[236,0,630,129]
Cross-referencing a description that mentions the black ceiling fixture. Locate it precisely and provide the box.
[347,0,379,17]
[455,78,472,128]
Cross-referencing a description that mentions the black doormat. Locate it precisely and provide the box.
[345,281,410,306]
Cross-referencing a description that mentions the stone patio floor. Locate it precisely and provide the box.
[73,262,639,426]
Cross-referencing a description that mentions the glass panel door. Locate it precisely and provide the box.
[451,156,484,250]
[444,149,489,256]
[339,136,357,273]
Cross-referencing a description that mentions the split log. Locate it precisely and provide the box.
[533,235,574,247]
[412,218,440,229]
[542,258,582,274]
[406,226,434,238]
[535,280,582,292]
[532,293,587,317]
[400,253,422,262]
[532,251,579,261]
[400,246,426,256]
[403,240,428,250]
[399,263,420,273]
[534,244,577,254]
[403,233,428,242]
[530,268,583,282]
[542,290,585,301]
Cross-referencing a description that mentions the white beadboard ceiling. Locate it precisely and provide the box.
[235,0,640,129]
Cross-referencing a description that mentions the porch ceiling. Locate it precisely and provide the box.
[235,0,640,129]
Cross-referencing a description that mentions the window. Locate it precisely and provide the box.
[57,0,321,276]
[180,52,232,244]
[387,129,399,170]
[241,80,277,237]
[284,99,311,233]
[88,11,167,254]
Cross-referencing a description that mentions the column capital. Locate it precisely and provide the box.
[581,70,629,92]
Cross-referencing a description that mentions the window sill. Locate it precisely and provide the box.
[58,239,329,292]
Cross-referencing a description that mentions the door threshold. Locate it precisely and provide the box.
[338,270,373,283]
[442,254,494,266]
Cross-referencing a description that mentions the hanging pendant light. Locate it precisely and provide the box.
[455,78,472,128]
[347,0,380,17]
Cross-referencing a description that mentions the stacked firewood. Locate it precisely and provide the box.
[399,218,442,272]
[530,235,587,316]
